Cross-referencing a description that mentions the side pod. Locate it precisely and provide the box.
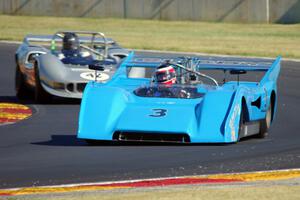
[193,89,235,143]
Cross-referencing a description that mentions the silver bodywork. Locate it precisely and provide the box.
[15,31,129,99]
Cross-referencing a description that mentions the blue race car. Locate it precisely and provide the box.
[77,52,281,144]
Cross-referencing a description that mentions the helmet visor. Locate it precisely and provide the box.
[155,71,176,83]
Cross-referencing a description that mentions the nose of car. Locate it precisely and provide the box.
[116,104,197,133]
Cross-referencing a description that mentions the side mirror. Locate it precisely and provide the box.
[230,69,247,75]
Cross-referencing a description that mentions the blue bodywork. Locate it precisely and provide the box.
[78,52,281,143]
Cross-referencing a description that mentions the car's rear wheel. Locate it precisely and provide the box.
[34,64,52,103]
[258,104,272,138]
[15,64,30,99]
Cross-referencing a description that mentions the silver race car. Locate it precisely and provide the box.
[15,31,129,103]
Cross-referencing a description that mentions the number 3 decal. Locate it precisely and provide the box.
[149,109,167,117]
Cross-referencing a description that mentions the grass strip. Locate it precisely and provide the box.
[1,15,300,59]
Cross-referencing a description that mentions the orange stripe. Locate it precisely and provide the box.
[206,169,300,181]
[0,186,129,196]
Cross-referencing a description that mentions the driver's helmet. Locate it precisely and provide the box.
[62,32,80,52]
[154,64,176,85]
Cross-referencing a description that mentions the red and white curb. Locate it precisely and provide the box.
[0,103,32,125]
[1,168,300,196]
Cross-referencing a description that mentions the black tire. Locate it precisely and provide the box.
[15,64,30,99]
[34,64,52,103]
[258,104,272,138]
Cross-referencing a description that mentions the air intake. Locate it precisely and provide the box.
[113,131,190,143]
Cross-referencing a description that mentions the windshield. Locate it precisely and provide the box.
[134,84,204,99]
[127,66,155,79]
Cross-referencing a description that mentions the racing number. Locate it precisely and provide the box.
[149,109,167,117]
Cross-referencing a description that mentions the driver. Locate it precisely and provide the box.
[150,63,190,98]
[59,32,92,64]
[154,63,177,85]
[62,32,80,57]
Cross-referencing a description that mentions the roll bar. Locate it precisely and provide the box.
[167,60,219,86]
[51,31,108,59]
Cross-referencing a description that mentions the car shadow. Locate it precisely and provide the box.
[32,135,86,147]
[31,134,237,147]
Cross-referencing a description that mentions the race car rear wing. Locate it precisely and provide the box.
[192,56,281,84]
[259,56,281,85]
[126,53,281,84]
[128,55,278,70]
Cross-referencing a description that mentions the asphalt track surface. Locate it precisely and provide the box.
[0,43,300,189]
